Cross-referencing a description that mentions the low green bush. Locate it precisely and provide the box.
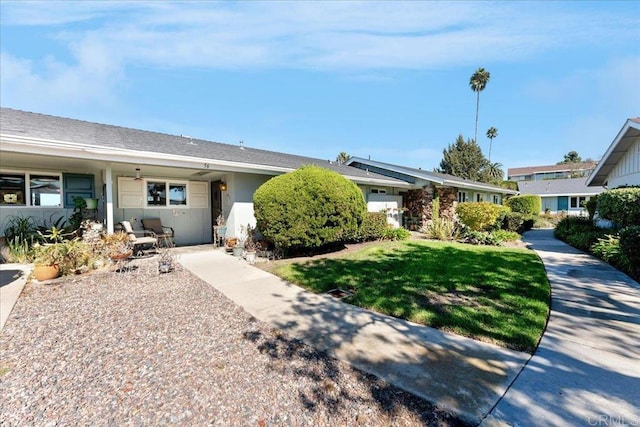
[555,216,614,252]
[566,230,606,252]
[596,187,640,227]
[491,230,521,243]
[353,212,388,242]
[456,202,504,232]
[461,229,501,246]
[619,225,640,272]
[423,218,461,241]
[383,227,411,241]
[591,234,623,263]
[507,195,541,216]
[501,211,523,232]
[554,216,594,241]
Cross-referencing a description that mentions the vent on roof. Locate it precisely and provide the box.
[239,140,245,150]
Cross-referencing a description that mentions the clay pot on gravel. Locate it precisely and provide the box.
[33,264,60,281]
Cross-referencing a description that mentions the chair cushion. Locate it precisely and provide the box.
[120,221,134,233]
[143,218,165,234]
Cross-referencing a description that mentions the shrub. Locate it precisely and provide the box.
[253,165,367,250]
[502,211,526,232]
[619,225,640,271]
[382,227,411,241]
[554,216,594,241]
[456,202,504,232]
[422,218,461,241]
[3,214,39,248]
[353,212,388,242]
[506,195,541,216]
[596,188,640,227]
[555,216,612,252]
[491,230,521,243]
[566,230,605,252]
[461,229,501,246]
[591,234,622,263]
[585,195,598,221]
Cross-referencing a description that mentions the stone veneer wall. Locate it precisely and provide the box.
[405,185,457,228]
[437,187,457,221]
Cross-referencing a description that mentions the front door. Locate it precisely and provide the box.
[557,196,569,211]
[211,180,223,238]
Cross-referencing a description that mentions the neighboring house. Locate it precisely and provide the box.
[0,108,411,244]
[346,157,518,229]
[517,178,603,216]
[507,161,597,182]
[586,118,640,188]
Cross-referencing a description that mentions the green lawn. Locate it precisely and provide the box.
[272,240,550,353]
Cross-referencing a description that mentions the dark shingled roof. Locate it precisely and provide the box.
[517,178,603,196]
[347,157,518,194]
[0,107,405,184]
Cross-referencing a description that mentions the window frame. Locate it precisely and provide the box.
[570,196,587,209]
[0,170,63,208]
[145,179,189,208]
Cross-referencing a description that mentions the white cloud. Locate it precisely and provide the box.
[2,1,637,72]
[1,1,637,114]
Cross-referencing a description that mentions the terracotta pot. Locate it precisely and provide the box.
[33,264,60,281]
[109,250,133,261]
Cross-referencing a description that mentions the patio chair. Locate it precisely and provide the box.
[120,220,158,255]
[142,218,175,247]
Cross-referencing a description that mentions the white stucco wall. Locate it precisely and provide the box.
[366,193,403,228]
[223,173,272,239]
[607,137,640,188]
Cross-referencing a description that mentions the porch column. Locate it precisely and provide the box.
[104,164,115,233]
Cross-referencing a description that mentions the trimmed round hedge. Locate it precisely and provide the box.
[506,195,541,216]
[253,165,367,250]
[455,202,505,232]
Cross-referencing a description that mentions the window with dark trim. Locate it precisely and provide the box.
[1,172,64,207]
[146,180,188,207]
[30,174,61,206]
[0,173,26,205]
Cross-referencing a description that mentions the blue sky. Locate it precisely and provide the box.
[1,1,638,172]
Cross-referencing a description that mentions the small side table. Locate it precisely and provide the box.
[213,226,227,248]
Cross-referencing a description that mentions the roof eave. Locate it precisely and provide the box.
[586,119,640,187]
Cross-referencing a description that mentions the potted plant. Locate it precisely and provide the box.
[102,232,132,260]
[157,247,175,273]
[244,224,257,264]
[232,238,244,257]
[31,243,64,281]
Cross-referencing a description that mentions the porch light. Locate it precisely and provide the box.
[219,181,227,191]
[134,168,142,181]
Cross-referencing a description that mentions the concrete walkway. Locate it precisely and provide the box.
[483,229,640,426]
[3,233,637,425]
[179,248,529,425]
[0,263,31,332]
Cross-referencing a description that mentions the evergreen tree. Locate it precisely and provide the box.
[437,135,492,182]
[557,151,582,164]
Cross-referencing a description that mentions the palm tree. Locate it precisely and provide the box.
[486,162,504,181]
[335,152,350,165]
[469,67,491,143]
[486,126,498,161]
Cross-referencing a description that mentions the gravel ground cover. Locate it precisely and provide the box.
[0,258,465,426]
